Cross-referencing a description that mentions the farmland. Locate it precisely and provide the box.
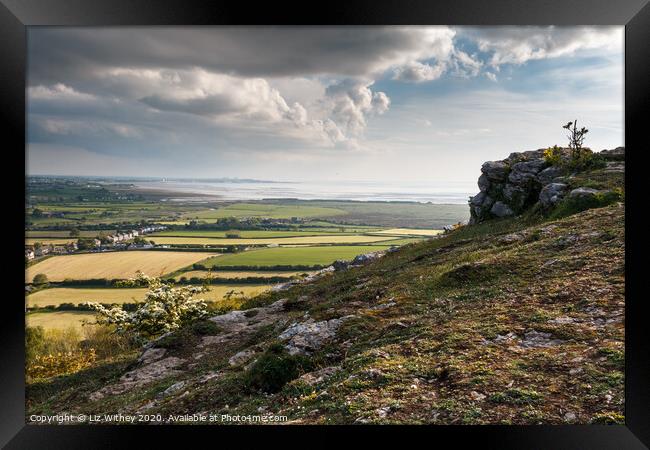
[26,177,469,333]
[182,203,347,220]
[25,238,77,246]
[148,235,399,246]
[371,228,444,236]
[174,270,313,280]
[200,245,391,268]
[150,230,366,238]
[26,311,96,332]
[26,251,214,282]
[27,285,272,309]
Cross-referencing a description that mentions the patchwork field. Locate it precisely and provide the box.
[26,238,77,246]
[27,285,272,308]
[150,230,360,238]
[149,235,397,246]
[174,270,313,280]
[201,245,391,268]
[26,251,214,282]
[183,203,347,220]
[371,228,443,236]
[27,230,116,238]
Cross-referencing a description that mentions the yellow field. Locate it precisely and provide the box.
[26,311,96,332]
[26,251,214,282]
[150,235,397,245]
[26,238,76,245]
[175,270,313,280]
[27,285,272,307]
[371,228,443,236]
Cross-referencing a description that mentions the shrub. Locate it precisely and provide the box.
[245,343,312,393]
[25,326,99,380]
[86,272,211,341]
[25,326,46,362]
[81,324,137,359]
[550,189,622,219]
[32,273,49,285]
[543,145,563,166]
[191,320,221,335]
[27,348,96,380]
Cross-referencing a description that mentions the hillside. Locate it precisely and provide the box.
[26,148,625,425]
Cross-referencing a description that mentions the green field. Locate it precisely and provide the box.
[150,230,360,238]
[201,245,391,268]
[149,235,397,246]
[26,238,77,245]
[27,230,116,238]
[175,270,313,280]
[27,285,272,308]
[182,203,347,220]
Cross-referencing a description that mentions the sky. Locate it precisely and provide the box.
[27,26,624,183]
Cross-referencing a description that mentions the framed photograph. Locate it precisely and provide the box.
[2,0,648,447]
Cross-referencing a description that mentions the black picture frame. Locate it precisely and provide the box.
[2,1,648,447]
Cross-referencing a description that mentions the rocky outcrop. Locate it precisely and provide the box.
[468,147,624,224]
[279,316,355,355]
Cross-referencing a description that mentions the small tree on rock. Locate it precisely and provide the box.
[563,120,589,158]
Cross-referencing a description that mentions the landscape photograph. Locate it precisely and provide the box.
[25,26,625,425]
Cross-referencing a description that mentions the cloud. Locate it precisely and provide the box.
[324,79,390,136]
[462,26,623,67]
[28,26,457,84]
[393,61,446,82]
[26,26,623,179]
[485,72,498,82]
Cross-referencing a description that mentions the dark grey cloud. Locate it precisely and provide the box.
[28,26,455,86]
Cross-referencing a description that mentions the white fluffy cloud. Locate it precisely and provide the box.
[324,79,391,137]
[27,26,623,171]
[465,26,623,67]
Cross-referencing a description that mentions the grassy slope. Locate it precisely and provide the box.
[27,201,624,424]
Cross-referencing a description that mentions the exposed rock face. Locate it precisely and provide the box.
[539,183,569,208]
[468,147,624,224]
[279,316,354,355]
[569,187,599,199]
[600,147,625,161]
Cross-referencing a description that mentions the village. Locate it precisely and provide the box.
[25,225,167,261]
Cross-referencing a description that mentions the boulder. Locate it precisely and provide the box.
[481,161,510,181]
[539,183,568,208]
[537,166,564,185]
[503,184,529,211]
[569,187,599,199]
[477,173,490,192]
[490,201,515,218]
[279,316,354,355]
[599,147,625,161]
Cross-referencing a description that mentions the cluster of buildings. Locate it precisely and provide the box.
[104,225,163,243]
[104,225,166,244]
[25,242,81,260]
[25,225,167,261]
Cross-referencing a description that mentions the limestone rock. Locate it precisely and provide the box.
[482,161,510,181]
[279,316,354,355]
[297,366,341,386]
[539,183,568,208]
[537,166,564,185]
[569,187,599,199]
[490,201,515,218]
[599,146,625,161]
